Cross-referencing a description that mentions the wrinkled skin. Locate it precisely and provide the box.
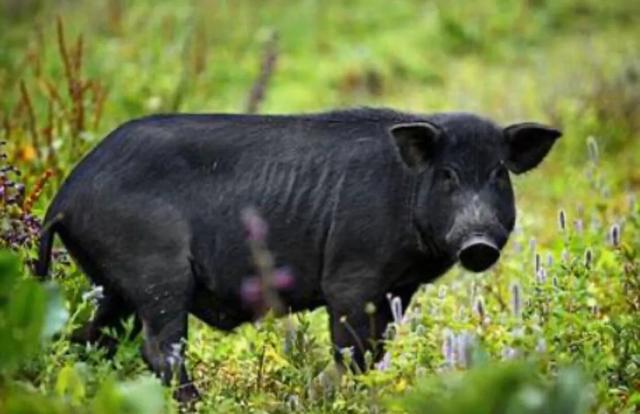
[35,108,560,402]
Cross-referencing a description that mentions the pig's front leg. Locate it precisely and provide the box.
[323,267,393,372]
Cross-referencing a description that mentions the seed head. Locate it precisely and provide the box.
[609,223,621,247]
[456,332,474,369]
[283,326,296,355]
[441,329,455,367]
[587,136,599,163]
[364,302,376,315]
[438,285,447,299]
[574,219,583,234]
[510,281,522,318]
[558,209,566,232]
[474,296,486,321]
[584,249,593,268]
[286,395,300,411]
[535,338,547,353]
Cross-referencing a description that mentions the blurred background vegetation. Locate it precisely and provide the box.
[0,0,639,413]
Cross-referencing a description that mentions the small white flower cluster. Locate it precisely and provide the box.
[81,284,104,307]
[166,341,184,371]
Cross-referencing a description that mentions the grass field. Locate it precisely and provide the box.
[1,1,639,412]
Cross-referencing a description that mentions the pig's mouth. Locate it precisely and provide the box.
[457,235,500,272]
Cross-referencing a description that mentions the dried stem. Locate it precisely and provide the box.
[23,169,54,214]
[19,80,41,160]
[245,31,279,114]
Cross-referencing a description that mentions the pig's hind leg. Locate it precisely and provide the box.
[75,201,200,402]
[60,232,137,355]
[126,257,200,403]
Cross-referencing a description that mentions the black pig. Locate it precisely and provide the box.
[36,108,560,401]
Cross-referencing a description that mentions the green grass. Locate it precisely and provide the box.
[1,0,639,413]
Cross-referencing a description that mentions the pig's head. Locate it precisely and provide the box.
[390,114,561,272]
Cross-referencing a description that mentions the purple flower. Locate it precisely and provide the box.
[456,332,474,368]
[389,295,404,324]
[375,351,391,371]
[273,267,294,290]
[240,276,263,308]
[512,240,522,253]
[240,207,268,242]
[442,329,455,367]
[502,346,518,360]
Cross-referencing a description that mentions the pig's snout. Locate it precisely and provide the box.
[457,236,500,273]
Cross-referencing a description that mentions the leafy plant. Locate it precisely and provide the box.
[391,360,592,414]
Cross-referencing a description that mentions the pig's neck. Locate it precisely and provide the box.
[414,221,443,258]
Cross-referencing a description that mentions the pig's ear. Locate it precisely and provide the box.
[389,122,442,170]
[503,123,562,174]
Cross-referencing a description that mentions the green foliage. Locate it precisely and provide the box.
[1,0,639,413]
[0,250,66,373]
[392,361,592,414]
[0,249,165,414]
[91,376,166,414]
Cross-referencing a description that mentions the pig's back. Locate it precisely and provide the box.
[50,110,409,212]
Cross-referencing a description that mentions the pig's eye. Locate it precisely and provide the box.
[490,165,509,186]
[435,167,460,192]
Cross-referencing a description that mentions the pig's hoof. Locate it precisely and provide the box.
[175,383,201,411]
